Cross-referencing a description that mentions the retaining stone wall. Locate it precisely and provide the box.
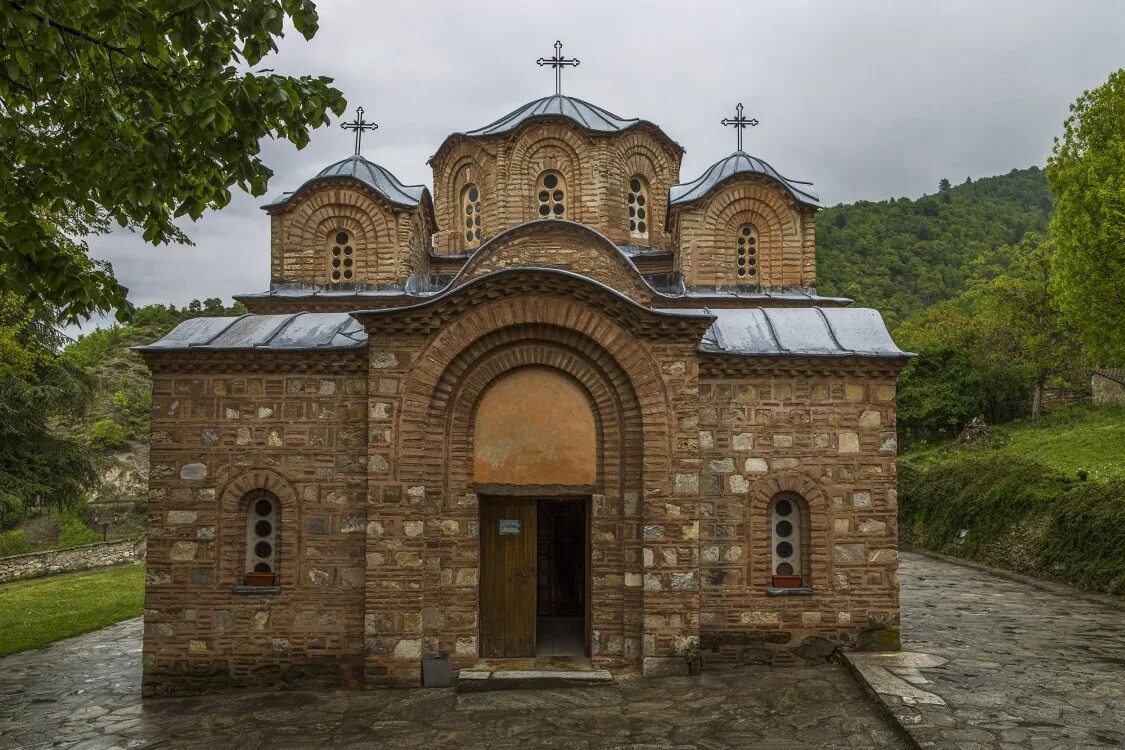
[0,538,142,584]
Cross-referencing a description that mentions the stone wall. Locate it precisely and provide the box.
[139,350,369,696]
[0,538,142,584]
[695,365,901,664]
[1092,371,1125,407]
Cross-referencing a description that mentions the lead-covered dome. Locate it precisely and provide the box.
[263,154,429,210]
[670,151,820,208]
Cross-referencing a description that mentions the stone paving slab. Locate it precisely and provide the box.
[847,551,1125,750]
[0,618,905,749]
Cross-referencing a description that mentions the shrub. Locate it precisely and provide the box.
[900,455,1125,595]
[86,418,128,450]
[0,530,32,557]
[57,513,100,549]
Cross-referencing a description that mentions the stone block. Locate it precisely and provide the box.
[833,543,867,563]
[744,457,768,473]
[838,432,860,453]
[179,463,207,481]
[732,432,754,451]
[674,473,699,495]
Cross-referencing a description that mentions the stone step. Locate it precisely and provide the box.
[456,668,614,692]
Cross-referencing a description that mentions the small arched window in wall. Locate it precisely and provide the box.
[627,176,649,240]
[736,224,759,282]
[770,491,805,587]
[461,184,482,249]
[328,229,355,282]
[244,489,279,585]
[537,171,567,219]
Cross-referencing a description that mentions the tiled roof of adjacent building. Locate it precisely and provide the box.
[670,151,820,208]
[262,155,428,209]
[1093,368,1125,385]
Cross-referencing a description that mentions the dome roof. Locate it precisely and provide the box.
[670,151,819,208]
[263,155,428,210]
[431,95,683,160]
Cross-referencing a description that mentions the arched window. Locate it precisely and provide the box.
[244,489,279,585]
[770,492,805,587]
[461,183,482,249]
[627,176,649,240]
[536,171,567,220]
[736,223,758,283]
[328,228,355,282]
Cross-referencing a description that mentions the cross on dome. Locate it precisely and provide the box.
[721,102,759,153]
[537,40,580,96]
[340,106,379,156]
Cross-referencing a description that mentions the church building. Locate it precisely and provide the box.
[138,45,909,695]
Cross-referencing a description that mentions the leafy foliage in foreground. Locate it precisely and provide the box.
[1047,68,1125,362]
[0,0,346,322]
[0,564,144,656]
[900,455,1125,596]
[816,167,1053,328]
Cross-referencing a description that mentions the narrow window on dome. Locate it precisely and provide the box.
[736,223,758,283]
[536,171,567,220]
[461,184,482,249]
[627,176,649,240]
[328,228,355,283]
[769,492,806,588]
[244,489,279,586]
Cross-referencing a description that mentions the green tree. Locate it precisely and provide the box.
[1,1,346,323]
[1047,68,1125,362]
[968,236,1087,419]
[0,295,97,526]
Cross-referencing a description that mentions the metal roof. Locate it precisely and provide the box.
[670,151,820,208]
[696,307,909,358]
[134,313,367,351]
[262,155,427,209]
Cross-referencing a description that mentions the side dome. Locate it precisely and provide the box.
[670,151,820,209]
[263,154,429,210]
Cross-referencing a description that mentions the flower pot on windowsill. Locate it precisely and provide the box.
[244,572,276,587]
[771,574,803,589]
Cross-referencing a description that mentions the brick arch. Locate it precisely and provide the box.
[447,220,654,303]
[432,143,496,253]
[746,471,831,593]
[284,193,395,283]
[392,294,673,507]
[611,139,673,247]
[403,324,650,666]
[506,129,588,224]
[699,179,803,287]
[217,468,301,589]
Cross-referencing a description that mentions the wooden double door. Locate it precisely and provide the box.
[479,497,588,658]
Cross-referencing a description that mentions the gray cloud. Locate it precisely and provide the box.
[80,0,1125,330]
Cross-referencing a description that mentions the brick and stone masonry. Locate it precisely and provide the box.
[138,91,909,695]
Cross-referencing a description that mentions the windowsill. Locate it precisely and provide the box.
[766,586,814,597]
[232,585,281,595]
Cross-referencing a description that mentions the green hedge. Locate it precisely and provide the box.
[900,456,1125,595]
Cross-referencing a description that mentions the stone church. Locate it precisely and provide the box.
[138,50,908,695]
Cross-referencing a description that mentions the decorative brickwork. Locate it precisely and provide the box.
[142,93,905,695]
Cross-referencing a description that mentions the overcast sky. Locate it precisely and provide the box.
[80,0,1125,330]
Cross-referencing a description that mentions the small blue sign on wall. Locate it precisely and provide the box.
[499,519,522,536]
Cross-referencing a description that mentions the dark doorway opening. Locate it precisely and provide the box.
[536,499,587,656]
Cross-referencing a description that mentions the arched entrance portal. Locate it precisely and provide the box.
[474,367,596,658]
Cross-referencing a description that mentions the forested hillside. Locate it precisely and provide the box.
[816,167,1053,328]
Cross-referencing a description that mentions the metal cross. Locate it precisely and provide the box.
[537,40,580,96]
[721,103,759,153]
[340,106,378,156]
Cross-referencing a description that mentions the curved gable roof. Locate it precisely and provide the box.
[670,151,820,209]
[263,155,431,211]
[449,219,655,303]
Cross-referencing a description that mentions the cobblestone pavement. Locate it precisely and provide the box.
[0,618,904,750]
[848,551,1125,749]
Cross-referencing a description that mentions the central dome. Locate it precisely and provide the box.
[464,94,642,136]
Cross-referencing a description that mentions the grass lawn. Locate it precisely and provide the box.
[0,564,145,657]
[903,404,1125,482]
